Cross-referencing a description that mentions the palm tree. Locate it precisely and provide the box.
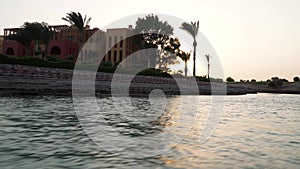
[180,21,199,77]
[178,51,191,78]
[40,22,52,58]
[205,54,210,79]
[62,11,91,43]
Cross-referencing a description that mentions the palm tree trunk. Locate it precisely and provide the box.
[185,60,187,78]
[208,63,210,79]
[193,40,197,77]
[25,46,30,56]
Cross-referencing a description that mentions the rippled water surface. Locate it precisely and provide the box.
[0,94,299,168]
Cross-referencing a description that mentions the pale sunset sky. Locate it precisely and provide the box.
[0,0,299,81]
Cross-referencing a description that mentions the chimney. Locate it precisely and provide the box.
[128,25,133,30]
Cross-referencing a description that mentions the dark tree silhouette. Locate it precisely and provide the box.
[40,22,52,58]
[180,21,199,77]
[226,77,235,83]
[205,54,210,79]
[8,22,53,57]
[8,22,46,56]
[177,51,190,78]
[293,76,299,82]
[268,77,283,88]
[134,14,176,70]
[8,28,32,56]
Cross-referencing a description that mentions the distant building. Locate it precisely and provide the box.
[104,25,138,67]
[0,35,4,55]
[2,28,34,56]
[2,24,140,67]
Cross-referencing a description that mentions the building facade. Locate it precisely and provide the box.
[2,24,139,67]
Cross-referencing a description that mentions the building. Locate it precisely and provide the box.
[2,24,139,67]
[2,28,34,56]
[0,35,4,54]
[103,25,138,67]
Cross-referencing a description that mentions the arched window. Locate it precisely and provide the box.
[119,50,123,61]
[108,36,112,48]
[6,47,14,55]
[108,51,111,62]
[120,36,123,47]
[114,36,118,48]
[50,46,61,55]
[113,50,117,62]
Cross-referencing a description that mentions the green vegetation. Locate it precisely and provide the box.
[293,76,299,82]
[8,22,52,57]
[0,54,74,69]
[137,68,172,78]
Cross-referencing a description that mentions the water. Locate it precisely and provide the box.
[0,94,299,168]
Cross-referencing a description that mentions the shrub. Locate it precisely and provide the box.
[226,77,235,83]
[100,61,113,67]
[294,76,299,82]
[137,68,172,78]
[0,53,75,69]
[45,55,62,62]
[66,55,76,62]
[267,77,283,88]
[196,76,210,82]
[251,79,256,83]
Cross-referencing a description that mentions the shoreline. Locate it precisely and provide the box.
[0,64,299,97]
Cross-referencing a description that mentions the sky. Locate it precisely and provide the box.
[0,0,299,81]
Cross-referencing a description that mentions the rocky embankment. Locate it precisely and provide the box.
[0,64,257,97]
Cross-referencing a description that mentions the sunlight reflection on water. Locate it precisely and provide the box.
[0,94,299,168]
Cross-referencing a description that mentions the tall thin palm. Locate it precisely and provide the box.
[205,54,210,79]
[40,22,52,58]
[180,21,199,77]
[178,51,190,78]
[62,11,91,42]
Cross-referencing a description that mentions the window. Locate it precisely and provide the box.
[108,36,112,48]
[108,51,111,62]
[119,50,123,61]
[66,36,75,41]
[114,36,117,47]
[113,50,117,62]
[120,36,123,47]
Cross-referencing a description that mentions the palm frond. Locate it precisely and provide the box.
[180,22,195,37]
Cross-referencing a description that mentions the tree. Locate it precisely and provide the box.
[8,22,45,56]
[40,22,52,58]
[267,77,283,88]
[62,11,91,43]
[180,21,199,77]
[177,50,190,78]
[8,22,53,57]
[294,76,299,82]
[226,77,235,83]
[134,14,180,71]
[205,54,210,79]
[8,28,32,56]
